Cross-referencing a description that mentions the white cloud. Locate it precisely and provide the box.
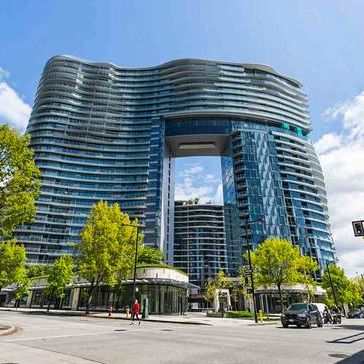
[0,68,31,133]
[316,93,364,276]
[214,183,223,203]
[314,133,342,155]
[175,162,222,203]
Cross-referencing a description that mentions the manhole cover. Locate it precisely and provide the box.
[160,329,174,332]
[329,353,350,359]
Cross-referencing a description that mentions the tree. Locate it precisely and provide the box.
[250,238,302,312]
[204,278,216,304]
[25,264,51,279]
[46,255,73,312]
[322,265,362,310]
[296,256,319,302]
[137,246,164,264]
[77,201,140,315]
[0,240,26,291]
[0,124,40,237]
[352,275,364,302]
[12,275,30,309]
[204,270,230,304]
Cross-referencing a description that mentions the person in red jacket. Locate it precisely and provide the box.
[131,299,141,324]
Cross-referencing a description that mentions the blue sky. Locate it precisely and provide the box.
[1,0,364,274]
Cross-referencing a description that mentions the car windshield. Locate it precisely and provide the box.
[288,304,308,311]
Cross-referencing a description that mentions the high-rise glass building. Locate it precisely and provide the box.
[173,201,227,287]
[18,55,336,275]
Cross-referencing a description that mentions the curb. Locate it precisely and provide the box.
[248,321,280,326]
[0,308,210,326]
[90,315,211,326]
[0,308,281,326]
[0,325,17,336]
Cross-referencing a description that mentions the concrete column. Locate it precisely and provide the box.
[26,290,33,308]
[71,287,80,311]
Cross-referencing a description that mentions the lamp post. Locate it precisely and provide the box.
[122,223,142,304]
[325,260,338,308]
[244,217,264,324]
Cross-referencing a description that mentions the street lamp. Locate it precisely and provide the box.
[122,223,142,305]
[325,260,338,309]
[243,217,264,324]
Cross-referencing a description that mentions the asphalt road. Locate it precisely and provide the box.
[0,311,364,364]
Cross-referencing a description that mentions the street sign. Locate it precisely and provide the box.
[352,220,364,237]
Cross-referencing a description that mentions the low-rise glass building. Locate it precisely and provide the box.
[0,266,192,315]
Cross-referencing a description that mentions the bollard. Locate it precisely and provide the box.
[108,305,113,317]
[126,307,130,318]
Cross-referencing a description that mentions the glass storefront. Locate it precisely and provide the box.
[77,283,187,315]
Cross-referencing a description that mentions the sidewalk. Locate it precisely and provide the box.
[0,307,278,326]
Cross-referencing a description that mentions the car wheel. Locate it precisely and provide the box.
[282,323,289,328]
[296,324,301,328]
[306,318,311,329]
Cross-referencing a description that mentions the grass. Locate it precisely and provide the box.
[226,311,255,319]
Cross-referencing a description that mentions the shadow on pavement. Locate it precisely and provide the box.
[338,323,364,331]
[15,310,85,317]
[327,332,364,345]
[336,349,364,363]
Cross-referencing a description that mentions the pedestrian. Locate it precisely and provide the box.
[131,299,141,325]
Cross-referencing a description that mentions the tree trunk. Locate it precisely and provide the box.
[277,284,284,313]
[47,289,54,313]
[85,278,96,315]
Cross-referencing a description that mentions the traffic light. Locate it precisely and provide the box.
[352,220,364,237]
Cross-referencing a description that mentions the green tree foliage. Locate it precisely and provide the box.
[46,255,74,312]
[0,125,41,237]
[250,238,310,312]
[296,255,319,302]
[322,265,362,309]
[352,275,364,301]
[204,270,230,303]
[137,245,164,264]
[0,240,26,290]
[77,201,140,314]
[25,264,51,279]
[12,275,30,308]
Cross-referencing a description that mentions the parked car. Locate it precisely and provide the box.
[312,302,329,316]
[312,303,341,324]
[281,303,323,329]
[312,303,328,318]
[347,307,364,319]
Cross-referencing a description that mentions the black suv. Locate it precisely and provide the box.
[281,303,323,328]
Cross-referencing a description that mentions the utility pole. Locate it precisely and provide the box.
[121,223,142,305]
[131,226,140,303]
[244,217,264,324]
[326,261,338,308]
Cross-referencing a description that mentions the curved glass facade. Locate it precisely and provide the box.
[17,56,336,275]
